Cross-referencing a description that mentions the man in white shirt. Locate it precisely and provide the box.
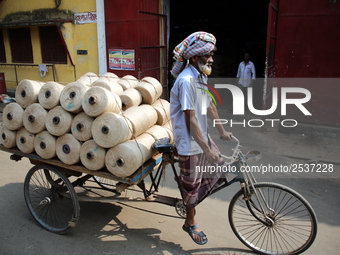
[236,53,256,89]
[170,32,232,245]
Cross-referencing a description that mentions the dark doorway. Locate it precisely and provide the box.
[168,0,269,108]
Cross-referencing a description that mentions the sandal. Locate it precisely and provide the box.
[182,224,208,245]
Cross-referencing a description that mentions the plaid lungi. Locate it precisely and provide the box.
[178,139,226,207]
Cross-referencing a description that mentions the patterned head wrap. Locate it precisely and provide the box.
[171,32,216,77]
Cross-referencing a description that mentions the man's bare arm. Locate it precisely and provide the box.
[207,101,232,141]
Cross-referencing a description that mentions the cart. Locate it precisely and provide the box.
[0,136,318,255]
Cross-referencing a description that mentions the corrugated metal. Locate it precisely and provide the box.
[104,0,168,97]
[265,0,340,125]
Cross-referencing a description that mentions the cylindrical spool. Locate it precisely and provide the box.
[92,80,123,95]
[77,72,99,86]
[60,82,89,113]
[80,139,106,170]
[135,77,163,105]
[162,122,174,143]
[34,131,57,159]
[151,99,170,126]
[16,127,35,153]
[92,112,132,148]
[123,105,157,137]
[96,74,119,84]
[0,126,17,148]
[105,132,157,177]
[23,103,47,134]
[15,79,44,108]
[71,112,94,141]
[102,72,119,79]
[82,86,122,117]
[45,106,74,136]
[2,103,24,130]
[119,88,142,111]
[144,125,169,141]
[121,75,139,87]
[38,82,64,109]
[56,134,82,165]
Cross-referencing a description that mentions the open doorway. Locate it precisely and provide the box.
[168,0,269,108]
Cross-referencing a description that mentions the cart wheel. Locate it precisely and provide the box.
[175,200,186,218]
[24,164,80,234]
[93,176,117,191]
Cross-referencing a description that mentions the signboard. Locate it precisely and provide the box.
[109,49,135,70]
[74,12,97,24]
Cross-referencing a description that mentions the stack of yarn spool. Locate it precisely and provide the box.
[0,72,173,178]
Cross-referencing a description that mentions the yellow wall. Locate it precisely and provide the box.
[0,0,98,90]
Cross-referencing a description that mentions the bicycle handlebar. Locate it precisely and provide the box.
[219,135,241,162]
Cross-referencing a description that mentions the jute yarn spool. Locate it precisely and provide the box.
[82,86,122,117]
[15,79,44,108]
[121,75,139,87]
[45,106,74,136]
[60,82,89,113]
[119,88,142,111]
[16,127,35,153]
[2,103,24,130]
[80,139,106,170]
[105,125,166,177]
[71,112,94,141]
[118,79,132,91]
[123,105,157,137]
[92,112,132,148]
[38,82,64,109]
[135,77,163,105]
[34,131,57,159]
[102,72,119,79]
[77,72,99,86]
[92,80,123,95]
[162,122,174,143]
[151,99,170,125]
[0,126,17,148]
[56,134,82,165]
[23,103,47,134]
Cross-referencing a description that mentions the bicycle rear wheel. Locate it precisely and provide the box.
[228,182,317,255]
[24,165,80,234]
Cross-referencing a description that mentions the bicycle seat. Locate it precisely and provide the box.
[153,138,174,153]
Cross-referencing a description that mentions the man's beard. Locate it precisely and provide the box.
[198,59,212,76]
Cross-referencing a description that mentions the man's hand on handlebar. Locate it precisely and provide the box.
[204,148,220,163]
[220,130,233,141]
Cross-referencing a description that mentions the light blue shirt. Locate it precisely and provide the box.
[170,64,212,155]
[237,61,256,87]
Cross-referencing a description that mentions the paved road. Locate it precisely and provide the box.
[0,114,340,255]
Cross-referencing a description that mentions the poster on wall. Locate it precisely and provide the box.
[109,49,135,70]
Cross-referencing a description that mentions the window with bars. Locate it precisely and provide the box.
[8,27,33,63]
[39,26,67,64]
[0,30,6,63]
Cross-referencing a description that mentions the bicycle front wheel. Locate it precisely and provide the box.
[228,182,317,255]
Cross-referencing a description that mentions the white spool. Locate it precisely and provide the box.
[0,126,17,148]
[34,131,57,159]
[82,86,122,117]
[56,134,82,165]
[105,128,164,177]
[2,103,24,130]
[102,72,119,79]
[135,77,163,105]
[38,82,64,109]
[80,139,106,170]
[23,103,47,134]
[144,125,169,141]
[16,127,35,153]
[121,75,139,87]
[162,122,174,143]
[60,82,89,113]
[45,106,74,136]
[77,72,99,86]
[118,79,132,90]
[139,104,158,128]
[151,99,170,125]
[92,80,123,95]
[71,112,94,141]
[119,88,142,111]
[15,79,44,108]
[92,112,132,148]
